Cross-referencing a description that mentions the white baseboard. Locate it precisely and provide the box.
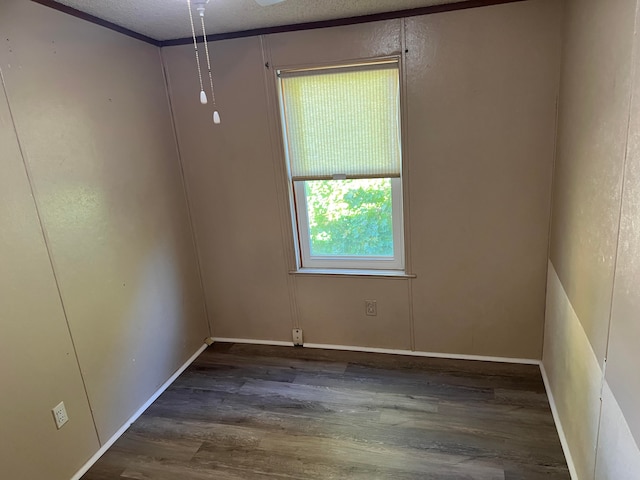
[540,363,579,480]
[212,337,294,347]
[69,343,208,480]
[213,337,540,365]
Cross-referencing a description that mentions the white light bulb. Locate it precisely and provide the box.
[213,110,221,124]
[200,90,208,104]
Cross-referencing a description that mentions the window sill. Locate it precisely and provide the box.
[289,268,416,279]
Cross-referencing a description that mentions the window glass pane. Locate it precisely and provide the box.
[304,178,394,257]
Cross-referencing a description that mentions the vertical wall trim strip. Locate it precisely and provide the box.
[0,67,101,445]
[158,47,213,338]
[541,0,567,360]
[259,35,302,331]
[542,92,561,359]
[400,18,416,351]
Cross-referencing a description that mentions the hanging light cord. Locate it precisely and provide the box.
[200,14,217,107]
[187,0,205,95]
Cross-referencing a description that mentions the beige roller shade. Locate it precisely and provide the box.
[279,61,401,181]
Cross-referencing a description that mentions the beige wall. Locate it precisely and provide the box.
[162,35,295,343]
[544,263,602,479]
[164,0,563,359]
[0,0,208,477]
[607,11,640,446]
[543,0,640,478]
[14,0,640,478]
[549,0,635,366]
[0,59,100,480]
[405,2,561,358]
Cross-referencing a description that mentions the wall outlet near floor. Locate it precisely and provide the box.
[292,328,303,346]
[365,300,377,316]
[52,401,69,429]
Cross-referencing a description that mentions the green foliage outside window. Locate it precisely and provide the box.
[304,178,394,257]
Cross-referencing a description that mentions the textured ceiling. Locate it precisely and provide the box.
[52,0,459,41]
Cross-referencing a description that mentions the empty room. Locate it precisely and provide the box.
[1,0,639,478]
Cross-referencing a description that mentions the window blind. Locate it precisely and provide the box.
[279,61,401,181]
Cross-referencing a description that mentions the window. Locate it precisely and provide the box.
[278,60,404,271]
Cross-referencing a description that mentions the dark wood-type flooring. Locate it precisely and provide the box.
[82,343,569,480]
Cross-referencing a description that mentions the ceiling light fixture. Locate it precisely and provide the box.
[185,0,286,125]
[187,0,220,124]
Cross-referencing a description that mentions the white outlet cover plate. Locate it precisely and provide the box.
[366,300,377,316]
[52,401,69,429]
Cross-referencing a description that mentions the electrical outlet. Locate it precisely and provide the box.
[52,401,69,429]
[292,328,303,346]
[365,300,377,316]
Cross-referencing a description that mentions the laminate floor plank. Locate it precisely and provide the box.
[219,344,541,388]
[237,378,440,413]
[291,370,497,403]
[109,432,203,461]
[81,343,569,480]
[194,435,507,480]
[130,417,267,446]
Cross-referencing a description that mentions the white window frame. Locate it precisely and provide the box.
[278,59,405,272]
